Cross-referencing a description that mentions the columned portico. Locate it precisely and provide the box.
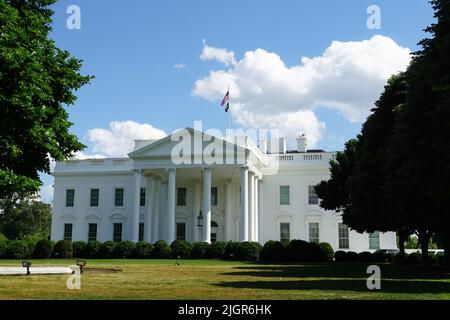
[144,175,154,242]
[202,167,212,243]
[254,175,259,242]
[151,177,161,242]
[192,180,200,242]
[167,168,176,243]
[224,180,232,241]
[248,171,255,241]
[240,166,249,241]
[132,169,141,242]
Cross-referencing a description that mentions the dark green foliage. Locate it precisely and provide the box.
[436,253,445,265]
[0,234,7,258]
[112,241,135,259]
[429,254,439,265]
[84,241,101,258]
[72,241,87,258]
[358,251,373,263]
[406,252,422,264]
[208,241,226,258]
[132,241,153,259]
[334,250,347,262]
[318,242,334,261]
[225,241,262,261]
[191,242,210,259]
[33,239,54,259]
[170,240,192,259]
[394,252,409,264]
[385,252,395,263]
[98,241,116,259]
[372,252,388,263]
[260,240,287,262]
[346,251,358,262]
[152,240,171,259]
[287,240,321,262]
[54,240,73,258]
[6,240,32,259]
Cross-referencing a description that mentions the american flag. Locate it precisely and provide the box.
[220,90,230,112]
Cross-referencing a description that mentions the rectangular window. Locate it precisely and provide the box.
[280,223,290,244]
[279,186,290,205]
[211,187,218,206]
[176,223,186,241]
[177,187,187,206]
[369,232,380,250]
[309,222,320,243]
[308,185,319,205]
[90,189,99,207]
[139,223,144,242]
[88,223,97,241]
[113,223,122,242]
[338,223,350,249]
[114,188,124,207]
[64,223,73,241]
[66,189,75,207]
[140,188,146,207]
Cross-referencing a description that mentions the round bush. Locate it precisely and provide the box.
[372,252,387,263]
[54,240,73,258]
[346,251,358,262]
[318,242,334,261]
[170,240,192,259]
[0,235,8,258]
[334,250,347,262]
[225,241,262,261]
[33,239,54,259]
[152,240,171,258]
[224,241,240,260]
[191,242,210,259]
[112,241,135,258]
[287,240,321,262]
[385,252,395,263]
[208,241,226,258]
[98,241,116,258]
[436,253,445,265]
[72,241,87,258]
[406,252,422,264]
[84,241,101,258]
[394,252,408,264]
[133,241,153,259]
[6,240,32,259]
[260,240,287,262]
[358,251,373,263]
[429,254,439,265]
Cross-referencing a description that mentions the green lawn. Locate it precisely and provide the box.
[0,259,449,300]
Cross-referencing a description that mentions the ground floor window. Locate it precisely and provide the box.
[113,223,122,242]
[176,223,186,241]
[88,223,97,241]
[139,223,144,241]
[309,222,319,243]
[338,223,349,249]
[64,223,73,241]
[369,231,380,249]
[280,223,290,244]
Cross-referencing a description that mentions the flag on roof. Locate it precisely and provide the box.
[220,90,230,112]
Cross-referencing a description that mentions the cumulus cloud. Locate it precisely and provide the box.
[85,121,167,158]
[200,39,237,66]
[193,35,411,146]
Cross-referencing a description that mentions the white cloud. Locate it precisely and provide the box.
[174,63,187,69]
[200,39,237,66]
[85,121,167,157]
[193,35,411,146]
[39,184,54,204]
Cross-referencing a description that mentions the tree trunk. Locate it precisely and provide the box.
[418,229,431,265]
[398,228,407,263]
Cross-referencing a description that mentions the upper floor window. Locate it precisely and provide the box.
[140,188,146,207]
[338,223,350,249]
[64,223,73,241]
[369,232,380,250]
[309,222,320,243]
[114,188,124,207]
[211,187,218,206]
[280,223,290,244]
[308,185,319,205]
[177,187,187,206]
[90,189,99,207]
[279,186,290,205]
[66,189,75,207]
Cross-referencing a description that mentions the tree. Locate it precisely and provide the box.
[0,0,92,199]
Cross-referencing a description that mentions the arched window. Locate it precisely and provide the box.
[211,221,218,228]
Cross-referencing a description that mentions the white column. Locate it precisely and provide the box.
[151,178,161,243]
[240,166,248,241]
[167,168,176,244]
[144,176,154,242]
[248,171,254,241]
[192,180,200,242]
[258,179,263,244]
[224,180,232,241]
[158,182,168,241]
[132,170,141,242]
[254,176,259,242]
[202,167,212,243]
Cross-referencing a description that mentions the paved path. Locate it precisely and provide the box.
[0,266,74,275]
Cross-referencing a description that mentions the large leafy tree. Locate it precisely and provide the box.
[0,0,91,199]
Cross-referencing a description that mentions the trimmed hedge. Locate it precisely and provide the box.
[346,251,358,262]
[170,240,192,259]
[0,236,7,259]
[54,240,73,258]
[33,239,54,259]
[84,241,101,258]
[260,240,287,262]
[113,241,135,258]
[358,251,372,263]
[287,240,322,262]
[208,241,226,259]
[225,241,262,261]
[6,240,32,259]
[406,252,422,264]
[152,240,171,258]
[72,241,87,258]
[98,241,116,258]
[334,250,347,262]
[318,242,334,261]
[191,242,210,259]
[133,241,153,259]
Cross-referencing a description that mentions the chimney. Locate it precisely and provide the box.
[296,134,307,153]
[268,137,286,154]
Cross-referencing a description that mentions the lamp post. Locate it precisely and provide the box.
[22,261,31,275]
[77,260,86,274]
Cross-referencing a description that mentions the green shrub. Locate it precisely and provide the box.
[429,254,439,265]
[133,241,153,259]
[33,239,54,259]
[287,240,322,262]
[208,241,226,258]
[72,241,87,258]
[394,252,408,264]
[191,242,210,259]
[334,250,347,262]
[372,252,387,263]
[225,241,262,261]
[346,251,358,262]
[406,252,422,264]
[318,242,334,261]
[98,241,116,258]
[0,233,7,243]
[112,241,135,258]
[152,240,171,258]
[260,240,287,262]
[84,241,101,258]
[54,240,73,258]
[170,240,192,259]
[436,253,445,265]
[385,252,395,263]
[358,251,373,263]
[0,235,7,258]
[6,240,32,259]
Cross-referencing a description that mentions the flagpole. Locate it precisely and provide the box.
[227,85,231,132]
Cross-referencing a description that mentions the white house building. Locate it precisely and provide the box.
[51,128,397,252]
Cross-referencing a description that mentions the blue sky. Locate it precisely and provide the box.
[39,0,436,201]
